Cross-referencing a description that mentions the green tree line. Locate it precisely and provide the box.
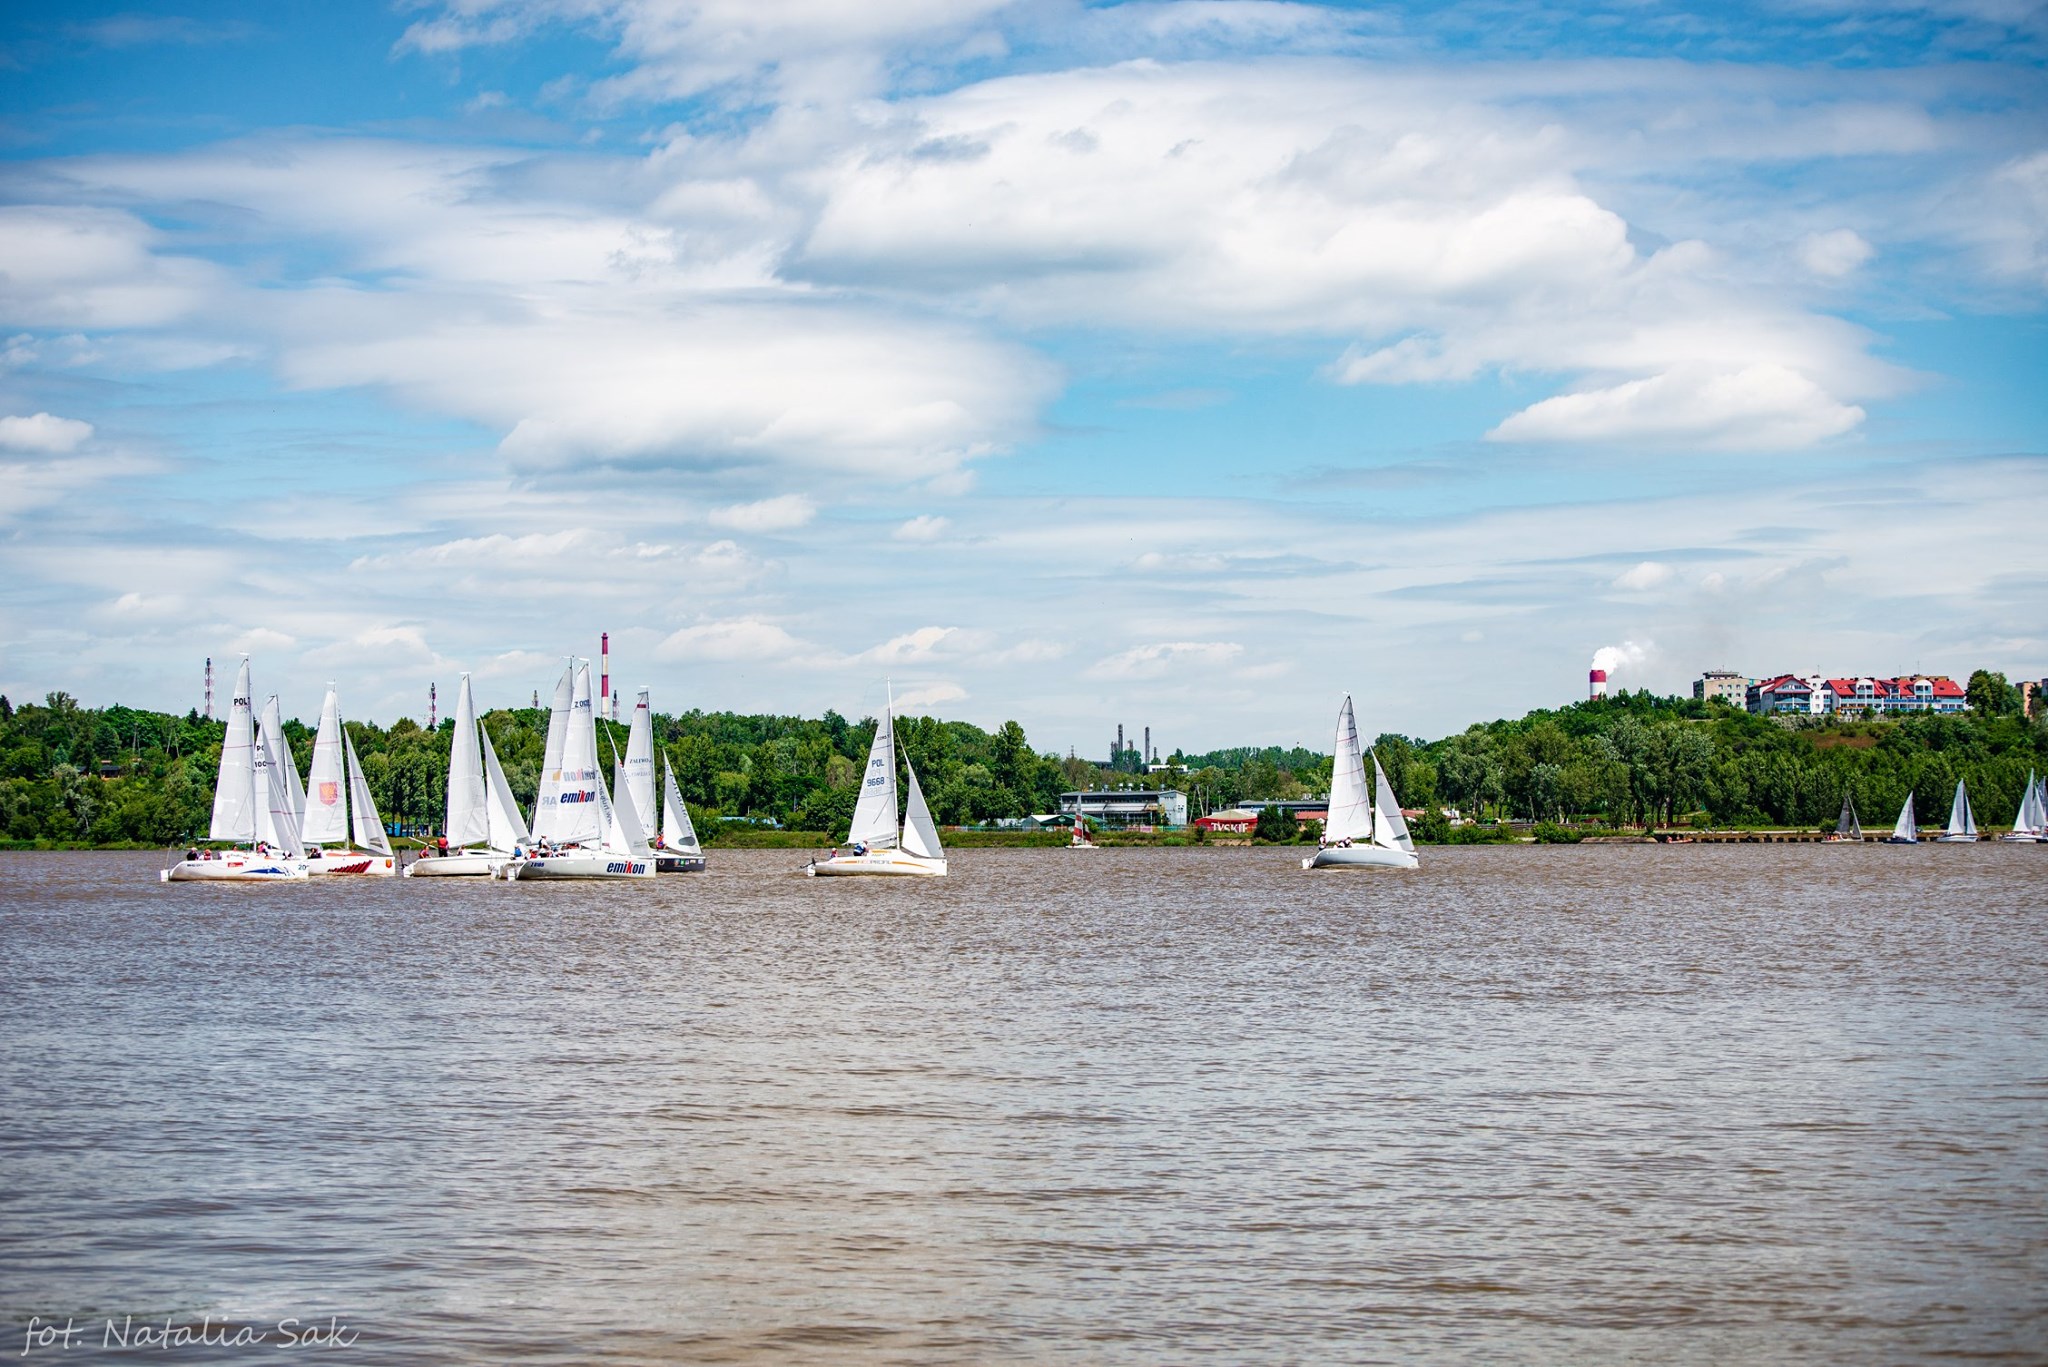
[1,669,2041,846]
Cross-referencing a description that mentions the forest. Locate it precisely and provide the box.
[0,670,2041,847]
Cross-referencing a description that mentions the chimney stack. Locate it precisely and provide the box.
[600,632,611,720]
[204,657,213,721]
[429,681,438,729]
[1589,668,1608,700]
[1144,726,1150,767]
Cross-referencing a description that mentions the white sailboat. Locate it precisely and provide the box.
[805,686,947,877]
[298,686,396,876]
[406,674,529,876]
[1825,792,1862,843]
[529,660,575,836]
[1884,791,1919,844]
[1303,694,1419,870]
[656,753,706,873]
[497,663,653,880]
[1936,778,1978,842]
[2000,771,2045,843]
[162,658,310,881]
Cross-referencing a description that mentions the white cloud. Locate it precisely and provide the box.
[892,681,968,711]
[1800,228,1876,279]
[0,205,219,329]
[1613,560,1674,591]
[893,514,950,541]
[1487,364,1866,449]
[0,412,94,453]
[1087,640,1243,680]
[654,617,813,663]
[859,625,963,664]
[707,494,817,532]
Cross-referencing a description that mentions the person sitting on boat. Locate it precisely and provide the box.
[851,839,868,856]
[185,847,198,863]
[255,840,269,855]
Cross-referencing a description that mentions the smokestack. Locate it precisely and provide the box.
[1115,723,1123,767]
[1589,668,1608,700]
[1144,726,1150,766]
[429,681,438,729]
[532,688,540,710]
[204,657,213,721]
[601,632,611,721]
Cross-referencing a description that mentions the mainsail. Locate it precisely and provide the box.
[302,687,349,845]
[1323,695,1373,844]
[208,658,257,843]
[480,722,530,850]
[1892,792,1917,842]
[444,674,489,848]
[661,756,700,855]
[846,699,900,850]
[1370,752,1415,854]
[1948,779,1976,838]
[902,757,943,859]
[623,689,656,840]
[1836,793,1861,839]
[552,665,603,847]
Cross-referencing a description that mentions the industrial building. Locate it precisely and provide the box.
[1060,788,1188,830]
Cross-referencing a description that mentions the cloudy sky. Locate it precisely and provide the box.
[1,0,2042,751]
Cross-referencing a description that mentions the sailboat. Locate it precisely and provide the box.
[2001,771,2046,843]
[1302,694,1419,870]
[297,686,396,876]
[805,686,947,877]
[1068,809,1098,849]
[656,754,706,872]
[1825,792,1863,843]
[528,660,575,838]
[1936,778,1978,842]
[1883,792,1919,844]
[497,663,653,880]
[162,658,310,881]
[406,674,531,876]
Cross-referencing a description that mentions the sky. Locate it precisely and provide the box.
[1,0,2043,753]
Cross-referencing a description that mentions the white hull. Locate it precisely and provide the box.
[1936,834,1979,843]
[305,846,396,877]
[805,849,948,877]
[403,849,507,877]
[161,853,310,882]
[498,851,654,880]
[1302,843,1419,871]
[1998,832,2044,843]
[1883,836,1919,845]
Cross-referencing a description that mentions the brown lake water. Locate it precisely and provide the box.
[2,845,2045,1364]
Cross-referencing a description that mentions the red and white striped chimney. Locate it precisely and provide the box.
[1589,668,1608,700]
[600,632,610,720]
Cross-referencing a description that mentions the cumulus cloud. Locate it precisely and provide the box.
[707,494,816,532]
[0,412,94,453]
[654,617,814,663]
[892,681,969,711]
[893,514,950,541]
[0,206,219,329]
[1488,364,1866,449]
[1612,560,1674,591]
[1800,228,1876,279]
[1087,640,1243,680]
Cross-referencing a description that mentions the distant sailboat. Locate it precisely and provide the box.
[1884,792,1919,844]
[656,754,706,873]
[299,686,396,876]
[805,685,947,877]
[161,657,309,881]
[1068,809,1098,849]
[1303,694,1419,870]
[1936,778,1978,842]
[2001,771,2046,843]
[407,674,529,876]
[1826,792,1863,843]
[498,663,653,880]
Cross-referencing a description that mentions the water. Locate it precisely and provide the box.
[3,845,2045,1363]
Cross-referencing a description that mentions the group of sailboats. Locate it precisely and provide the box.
[1302,693,1418,871]
[1876,774,2043,844]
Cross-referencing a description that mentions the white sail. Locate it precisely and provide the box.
[270,698,308,831]
[1324,694,1372,844]
[2017,772,2044,837]
[1948,779,1975,837]
[254,720,304,858]
[661,755,700,855]
[445,674,489,848]
[302,687,348,845]
[208,658,257,843]
[480,721,530,850]
[1370,751,1415,854]
[1892,792,1917,842]
[624,688,656,838]
[902,756,943,859]
[846,697,899,850]
[553,664,603,847]
[601,760,652,858]
[343,727,392,855]
[254,697,291,851]
[531,660,575,838]
[1836,793,1861,839]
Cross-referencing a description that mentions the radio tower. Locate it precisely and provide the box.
[429,682,437,730]
[204,657,214,720]
[600,632,611,721]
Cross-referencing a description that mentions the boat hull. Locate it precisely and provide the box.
[1997,833,2044,843]
[1302,843,1419,871]
[161,854,310,882]
[500,852,654,880]
[655,852,706,873]
[805,849,947,877]
[1935,835,1979,843]
[1882,837,1919,844]
[403,849,506,877]
[305,846,396,877]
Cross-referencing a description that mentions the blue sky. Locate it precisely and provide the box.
[1,0,2043,750]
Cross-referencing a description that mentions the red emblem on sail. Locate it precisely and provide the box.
[318,781,341,805]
